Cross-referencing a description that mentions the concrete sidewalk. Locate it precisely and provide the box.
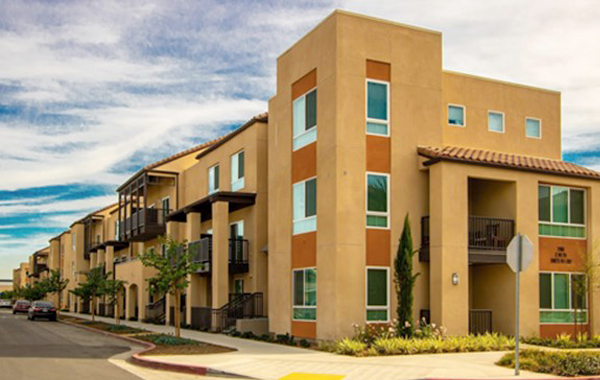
[64,312,553,380]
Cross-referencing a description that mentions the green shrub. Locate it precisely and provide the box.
[326,333,514,357]
[336,338,367,355]
[299,339,311,348]
[522,334,600,349]
[498,349,600,377]
[241,331,255,339]
[276,333,296,346]
[317,340,337,353]
[141,334,200,346]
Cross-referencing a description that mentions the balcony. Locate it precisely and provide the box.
[420,216,515,264]
[189,236,249,275]
[120,208,169,242]
[32,263,48,277]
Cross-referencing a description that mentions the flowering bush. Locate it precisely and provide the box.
[351,320,397,344]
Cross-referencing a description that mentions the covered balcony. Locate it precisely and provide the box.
[420,178,516,265]
[188,235,249,275]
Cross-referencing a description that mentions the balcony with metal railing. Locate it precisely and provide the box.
[120,208,170,242]
[420,215,515,264]
[188,236,249,275]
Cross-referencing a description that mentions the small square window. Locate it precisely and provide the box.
[488,111,504,133]
[526,118,541,138]
[448,105,465,127]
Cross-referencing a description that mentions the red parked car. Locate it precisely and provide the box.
[13,300,30,314]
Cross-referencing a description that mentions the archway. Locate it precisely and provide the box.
[128,284,139,320]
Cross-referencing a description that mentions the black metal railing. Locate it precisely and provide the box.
[120,208,170,242]
[189,236,249,274]
[145,297,166,324]
[469,309,492,335]
[419,216,514,263]
[212,292,263,332]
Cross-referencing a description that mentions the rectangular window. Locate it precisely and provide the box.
[366,80,389,136]
[208,165,220,194]
[293,89,317,150]
[293,268,317,320]
[72,233,76,252]
[231,151,245,191]
[366,173,389,228]
[162,197,170,221]
[539,185,586,238]
[448,105,465,127]
[488,111,504,133]
[526,118,541,138]
[234,279,244,295]
[115,221,120,240]
[366,268,389,322]
[540,272,588,324]
[293,178,317,235]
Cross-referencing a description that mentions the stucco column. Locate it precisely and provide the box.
[211,201,229,330]
[185,212,202,324]
[138,286,146,320]
[106,246,115,274]
[590,183,600,335]
[165,293,172,325]
[429,162,469,335]
[124,284,131,320]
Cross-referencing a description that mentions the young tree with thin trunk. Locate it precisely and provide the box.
[102,277,127,326]
[395,214,420,337]
[70,267,108,322]
[573,243,600,337]
[139,235,199,338]
[46,269,69,314]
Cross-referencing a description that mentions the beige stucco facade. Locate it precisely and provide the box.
[13,9,600,342]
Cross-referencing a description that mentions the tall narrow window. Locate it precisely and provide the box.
[526,118,541,138]
[366,80,389,136]
[366,173,389,228]
[448,105,465,127]
[231,150,245,191]
[539,185,585,238]
[293,268,317,320]
[115,221,120,240]
[208,164,220,194]
[162,197,170,222]
[488,111,504,133]
[293,89,317,150]
[72,233,76,252]
[293,178,317,234]
[366,267,389,322]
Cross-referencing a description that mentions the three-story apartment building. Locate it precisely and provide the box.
[13,10,600,341]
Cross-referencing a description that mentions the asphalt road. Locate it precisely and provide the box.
[0,308,144,380]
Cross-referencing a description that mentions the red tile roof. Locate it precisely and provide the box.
[417,146,600,180]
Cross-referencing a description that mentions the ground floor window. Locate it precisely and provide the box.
[234,279,244,295]
[539,272,587,323]
[366,267,389,322]
[293,268,316,321]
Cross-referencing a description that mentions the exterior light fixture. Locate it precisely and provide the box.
[452,272,459,285]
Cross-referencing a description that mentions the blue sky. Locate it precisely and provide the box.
[1,0,600,279]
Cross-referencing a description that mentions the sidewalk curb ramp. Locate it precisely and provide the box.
[59,319,253,378]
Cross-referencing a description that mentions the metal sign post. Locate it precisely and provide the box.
[507,233,533,377]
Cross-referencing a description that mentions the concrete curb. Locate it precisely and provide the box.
[59,319,252,378]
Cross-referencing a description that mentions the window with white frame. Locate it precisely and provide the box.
[208,164,220,194]
[366,80,389,136]
[162,197,170,221]
[526,118,541,138]
[231,150,245,191]
[448,104,465,126]
[539,272,587,323]
[293,88,317,150]
[293,268,316,320]
[539,185,585,238]
[366,173,389,228]
[293,178,317,234]
[366,267,389,322]
[115,221,120,240]
[488,111,504,133]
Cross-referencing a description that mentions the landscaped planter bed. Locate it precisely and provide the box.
[498,349,600,377]
[60,316,233,356]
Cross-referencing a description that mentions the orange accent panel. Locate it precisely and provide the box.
[292,232,317,268]
[366,229,391,266]
[292,69,317,100]
[366,135,391,173]
[540,324,589,339]
[366,60,391,81]
[292,142,317,183]
[292,320,316,339]
[539,237,586,272]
